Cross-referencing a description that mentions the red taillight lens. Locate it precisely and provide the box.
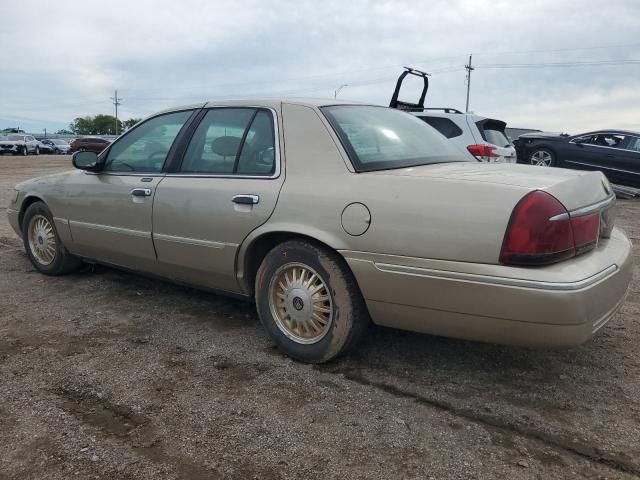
[571,212,599,253]
[467,144,498,161]
[500,191,575,265]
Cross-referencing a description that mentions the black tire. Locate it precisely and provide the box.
[22,201,82,275]
[529,147,556,167]
[255,240,369,363]
[21,146,28,156]
[35,146,40,155]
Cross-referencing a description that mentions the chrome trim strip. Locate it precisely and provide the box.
[373,262,618,291]
[69,220,150,238]
[153,233,236,249]
[570,195,615,217]
[549,212,570,221]
[564,160,640,176]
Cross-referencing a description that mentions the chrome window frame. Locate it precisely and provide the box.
[167,106,281,180]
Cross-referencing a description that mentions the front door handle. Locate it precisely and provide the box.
[232,194,260,205]
[131,188,152,197]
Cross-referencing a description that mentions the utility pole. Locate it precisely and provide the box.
[464,54,474,113]
[110,90,122,135]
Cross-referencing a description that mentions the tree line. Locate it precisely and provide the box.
[69,115,142,135]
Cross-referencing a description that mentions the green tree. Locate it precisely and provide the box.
[122,118,142,131]
[69,117,94,135]
[93,114,121,135]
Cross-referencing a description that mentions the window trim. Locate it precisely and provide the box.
[97,108,199,175]
[169,106,281,180]
[569,131,630,152]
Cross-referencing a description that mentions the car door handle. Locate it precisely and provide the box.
[130,188,152,197]
[232,194,260,205]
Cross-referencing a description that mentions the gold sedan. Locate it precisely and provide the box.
[7,100,633,362]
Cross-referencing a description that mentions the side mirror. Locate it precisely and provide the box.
[72,151,101,171]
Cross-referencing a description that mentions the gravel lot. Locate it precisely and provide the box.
[1,155,639,480]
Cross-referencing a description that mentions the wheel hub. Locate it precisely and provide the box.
[269,263,333,344]
[28,215,56,266]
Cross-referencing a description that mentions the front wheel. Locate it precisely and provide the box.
[255,240,369,363]
[21,146,28,156]
[22,201,82,275]
[529,148,555,167]
[35,146,40,155]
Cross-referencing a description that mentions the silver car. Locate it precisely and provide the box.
[7,99,633,363]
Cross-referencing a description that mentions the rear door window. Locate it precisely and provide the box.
[180,108,276,176]
[418,116,463,139]
[625,137,640,152]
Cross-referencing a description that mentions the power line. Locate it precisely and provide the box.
[477,60,640,69]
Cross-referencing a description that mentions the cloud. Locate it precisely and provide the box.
[1,0,639,133]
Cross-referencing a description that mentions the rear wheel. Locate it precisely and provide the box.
[22,201,82,275]
[255,240,369,363]
[35,146,40,155]
[529,148,555,167]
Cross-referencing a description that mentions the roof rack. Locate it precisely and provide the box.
[391,107,463,114]
[389,67,430,111]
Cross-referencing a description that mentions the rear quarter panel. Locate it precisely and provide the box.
[242,103,528,269]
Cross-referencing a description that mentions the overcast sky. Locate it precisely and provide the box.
[1,0,639,134]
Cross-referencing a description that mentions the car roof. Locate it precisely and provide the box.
[577,129,640,137]
[156,98,367,115]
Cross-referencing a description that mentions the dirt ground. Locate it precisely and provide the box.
[1,155,639,480]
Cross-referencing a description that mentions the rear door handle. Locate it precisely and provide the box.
[131,188,152,197]
[232,194,260,205]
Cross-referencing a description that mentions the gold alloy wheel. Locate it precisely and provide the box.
[268,263,334,344]
[28,214,56,265]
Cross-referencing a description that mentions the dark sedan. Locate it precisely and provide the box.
[515,130,640,188]
[68,137,111,154]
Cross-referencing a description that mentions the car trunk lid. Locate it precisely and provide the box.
[372,162,614,227]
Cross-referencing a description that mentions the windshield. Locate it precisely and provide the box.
[7,135,24,141]
[52,139,68,145]
[321,105,467,172]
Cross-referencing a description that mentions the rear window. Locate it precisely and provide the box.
[321,105,467,172]
[418,116,463,138]
[477,120,510,147]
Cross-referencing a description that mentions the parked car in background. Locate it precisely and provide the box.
[69,137,111,154]
[37,139,55,154]
[515,130,640,188]
[7,99,632,363]
[413,109,517,163]
[0,134,40,155]
[389,67,516,163]
[40,138,71,154]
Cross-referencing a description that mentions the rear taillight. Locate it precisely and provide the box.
[571,212,600,254]
[500,191,599,266]
[467,144,498,162]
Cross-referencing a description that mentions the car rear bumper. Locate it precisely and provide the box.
[341,227,633,346]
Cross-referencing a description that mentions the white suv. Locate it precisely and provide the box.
[413,109,517,163]
[388,67,517,163]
